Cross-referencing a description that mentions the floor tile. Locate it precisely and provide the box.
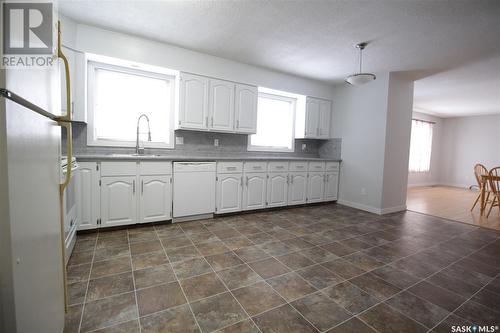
[276,252,315,270]
[205,251,244,271]
[180,272,227,302]
[391,256,441,278]
[223,236,254,250]
[471,288,500,312]
[321,258,366,279]
[343,252,386,271]
[81,292,138,332]
[408,280,466,312]
[160,235,193,249]
[128,231,157,244]
[232,281,285,316]
[67,263,91,284]
[136,281,186,316]
[190,292,248,332]
[91,257,131,279]
[326,317,377,333]
[171,257,213,279]
[195,241,230,256]
[248,257,290,279]
[140,304,200,333]
[431,314,472,333]
[246,232,276,245]
[129,240,162,255]
[87,272,134,301]
[350,272,401,300]
[212,228,243,239]
[370,265,420,289]
[131,250,168,270]
[385,291,450,328]
[187,231,219,244]
[167,245,201,263]
[297,264,344,289]
[96,236,128,250]
[73,239,96,253]
[301,246,339,263]
[64,304,82,333]
[134,264,176,289]
[359,303,427,333]
[217,264,263,290]
[91,319,140,332]
[68,250,94,266]
[253,304,317,333]
[93,245,130,262]
[217,319,260,333]
[291,292,351,331]
[267,272,317,302]
[427,272,481,298]
[322,242,359,257]
[259,241,294,256]
[67,281,87,305]
[322,281,379,315]
[233,245,270,262]
[454,300,500,325]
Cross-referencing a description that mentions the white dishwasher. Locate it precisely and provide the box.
[173,162,216,221]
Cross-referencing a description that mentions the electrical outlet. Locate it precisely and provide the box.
[175,136,184,145]
[361,187,367,195]
[302,143,307,151]
[214,139,219,147]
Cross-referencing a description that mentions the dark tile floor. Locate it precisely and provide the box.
[64,204,500,333]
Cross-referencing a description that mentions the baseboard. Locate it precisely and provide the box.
[172,213,214,223]
[337,199,406,215]
[407,183,439,188]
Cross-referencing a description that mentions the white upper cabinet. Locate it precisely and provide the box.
[60,46,75,118]
[216,173,243,213]
[304,98,320,138]
[209,79,235,132]
[140,175,172,223]
[234,84,258,134]
[60,47,87,122]
[179,73,209,130]
[297,97,332,139]
[318,99,332,138]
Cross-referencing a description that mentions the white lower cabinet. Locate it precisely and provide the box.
[324,172,339,201]
[216,173,243,213]
[77,162,101,230]
[140,175,172,223]
[307,172,325,203]
[288,172,307,205]
[243,172,267,210]
[267,173,288,207]
[100,176,137,227]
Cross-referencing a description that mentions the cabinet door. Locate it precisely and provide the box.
[209,79,235,132]
[318,99,331,138]
[101,176,137,227]
[216,173,243,213]
[267,173,288,207]
[305,98,320,138]
[140,175,172,223]
[324,172,339,201]
[243,172,267,211]
[307,172,325,203]
[77,162,100,230]
[235,84,258,134]
[60,46,75,118]
[288,172,307,205]
[179,73,209,130]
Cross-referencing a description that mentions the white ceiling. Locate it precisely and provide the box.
[58,0,500,116]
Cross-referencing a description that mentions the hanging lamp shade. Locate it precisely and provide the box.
[345,42,376,86]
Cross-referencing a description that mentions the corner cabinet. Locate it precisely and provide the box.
[177,72,257,134]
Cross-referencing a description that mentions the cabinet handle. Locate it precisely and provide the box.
[291,175,294,184]
[205,116,208,127]
[246,176,249,186]
[236,120,239,129]
[241,177,243,187]
[211,117,214,127]
[286,174,289,184]
[133,180,135,194]
[141,180,144,194]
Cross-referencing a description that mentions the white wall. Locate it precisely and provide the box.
[59,15,335,99]
[407,111,443,186]
[440,114,500,188]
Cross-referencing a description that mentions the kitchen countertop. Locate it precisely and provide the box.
[75,153,342,162]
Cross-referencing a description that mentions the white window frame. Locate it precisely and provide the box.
[408,118,434,173]
[247,90,297,153]
[87,58,177,149]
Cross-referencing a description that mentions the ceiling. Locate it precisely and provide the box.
[58,0,500,117]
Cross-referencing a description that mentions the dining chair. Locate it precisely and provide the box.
[471,164,490,211]
[487,166,500,217]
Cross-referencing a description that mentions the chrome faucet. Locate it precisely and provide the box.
[136,114,151,155]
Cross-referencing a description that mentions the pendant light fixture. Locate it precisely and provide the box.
[345,42,376,85]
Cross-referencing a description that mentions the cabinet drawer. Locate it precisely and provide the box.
[308,161,326,172]
[268,161,289,172]
[244,161,267,172]
[289,161,307,172]
[139,162,172,175]
[326,162,339,172]
[217,162,243,174]
[100,162,137,176]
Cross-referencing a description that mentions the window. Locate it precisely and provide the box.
[87,57,177,148]
[408,119,434,172]
[248,88,299,152]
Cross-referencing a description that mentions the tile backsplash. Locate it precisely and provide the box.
[63,122,341,159]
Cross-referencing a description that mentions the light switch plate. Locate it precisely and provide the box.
[214,139,219,147]
[175,136,184,145]
[301,143,307,151]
